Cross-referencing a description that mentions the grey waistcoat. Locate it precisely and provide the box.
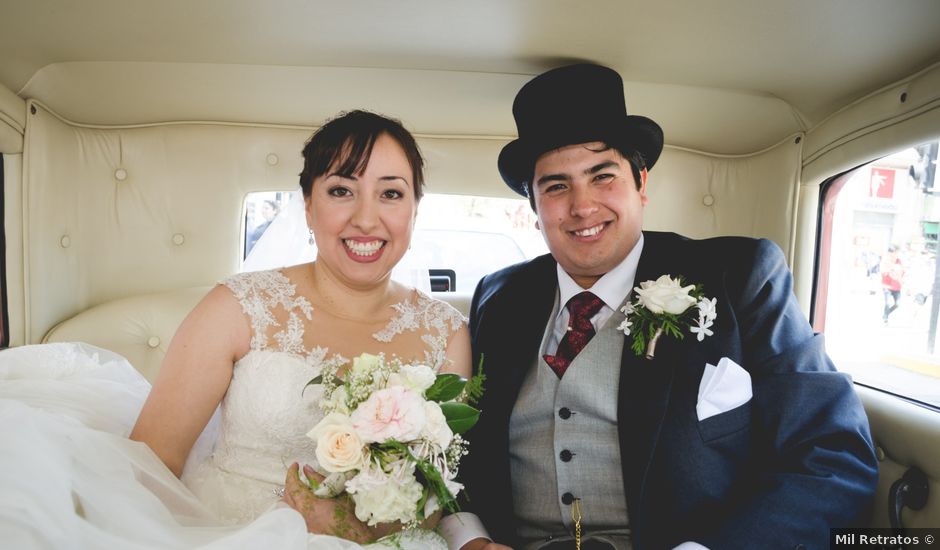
[509,295,632,550]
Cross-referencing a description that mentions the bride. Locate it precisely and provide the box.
[0,110,470,549]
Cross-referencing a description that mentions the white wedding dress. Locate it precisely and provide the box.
[0,269,466,550]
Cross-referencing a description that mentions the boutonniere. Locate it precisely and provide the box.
[617,274,717,359]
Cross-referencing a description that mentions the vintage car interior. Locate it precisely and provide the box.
[1,0,938,533]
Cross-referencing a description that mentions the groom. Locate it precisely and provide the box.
[441,64,878,550]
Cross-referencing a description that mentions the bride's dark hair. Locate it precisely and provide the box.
[299,110,426,201]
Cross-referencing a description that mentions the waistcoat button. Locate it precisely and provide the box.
[558,407,571,419]
[560,449,573,462]
[561,492,574,505]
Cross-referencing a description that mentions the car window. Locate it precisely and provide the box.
[240,191,548,293]
[412,193,547,292]
[816,139,940,408]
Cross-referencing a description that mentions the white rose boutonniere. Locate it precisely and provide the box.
[617,274,717,359]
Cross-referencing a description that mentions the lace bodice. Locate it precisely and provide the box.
[182,268,466,524]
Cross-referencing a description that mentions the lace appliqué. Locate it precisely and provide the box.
[374,291,465,369]
[225,271,465,371]
[224,271,313,353]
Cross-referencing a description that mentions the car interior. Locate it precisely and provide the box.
[1,0,939,533]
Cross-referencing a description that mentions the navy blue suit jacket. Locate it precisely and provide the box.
[463,231,878,550]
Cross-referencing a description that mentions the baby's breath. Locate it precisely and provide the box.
[444,433,470,471]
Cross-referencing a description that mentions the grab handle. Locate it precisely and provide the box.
[888,466,928,530]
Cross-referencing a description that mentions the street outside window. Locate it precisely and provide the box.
[816,139,940,408]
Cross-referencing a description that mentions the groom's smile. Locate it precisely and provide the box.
[570,222,608,239]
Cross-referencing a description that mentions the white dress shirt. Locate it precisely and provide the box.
[546,234,644,354]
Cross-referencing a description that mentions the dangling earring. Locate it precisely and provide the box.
[308,229,315,246]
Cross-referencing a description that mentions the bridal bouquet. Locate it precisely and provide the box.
[303,353,483,528]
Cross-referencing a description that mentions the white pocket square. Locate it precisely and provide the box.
[696,357,752,421]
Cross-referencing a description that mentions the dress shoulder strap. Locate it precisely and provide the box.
[221,270,313,351]
[418,291,467,339]
[372,289,466,370]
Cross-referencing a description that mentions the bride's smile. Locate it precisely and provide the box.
[343,238,386,260]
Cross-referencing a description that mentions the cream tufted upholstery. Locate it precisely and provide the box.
[43,287,211,382]
[21,101,801,381]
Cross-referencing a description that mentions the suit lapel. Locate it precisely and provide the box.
[481,255,558,546]
[618,232,682,531]
[502,256,559,401]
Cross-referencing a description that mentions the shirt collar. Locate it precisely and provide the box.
[556,233,645,310]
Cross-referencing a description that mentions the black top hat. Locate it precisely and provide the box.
[498,63,664,197]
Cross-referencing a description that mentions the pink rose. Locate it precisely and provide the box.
[350,386,427,443]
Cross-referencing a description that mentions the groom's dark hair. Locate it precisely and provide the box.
[300,110,426,201]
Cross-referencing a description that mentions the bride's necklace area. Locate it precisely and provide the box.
[305,262,404,324]
[312,300,397,324]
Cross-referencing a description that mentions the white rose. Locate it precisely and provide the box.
[634,275,697,315]
[347,460,423,526]
[420,401,453,449]
[307,413,366,473]
[387,364,437,394]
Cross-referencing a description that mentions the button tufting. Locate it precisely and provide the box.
[172,233,185,245]
[114,168,128,181]
[703,194,715,206]
[266,153,279,166]
[60,235,71,248]
[147,336,161,348]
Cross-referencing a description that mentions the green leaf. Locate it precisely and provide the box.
[416,486,430,520]
[301,375,323,397]
[661,320,678,338]
[380,441,459,514]
[440,402,481,434]
[413,456,458,513]
[632,334,646,356]
[425,373,466,402]
[461,355,487,406]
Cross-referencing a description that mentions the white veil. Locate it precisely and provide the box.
[242,190,431,293]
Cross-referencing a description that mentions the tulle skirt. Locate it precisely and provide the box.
[0,343,444,550]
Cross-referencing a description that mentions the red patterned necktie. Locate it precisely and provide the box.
[544,291,604,378]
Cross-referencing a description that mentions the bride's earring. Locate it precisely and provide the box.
[308,229,315,246]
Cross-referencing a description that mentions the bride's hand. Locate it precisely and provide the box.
[282,462,372,543]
